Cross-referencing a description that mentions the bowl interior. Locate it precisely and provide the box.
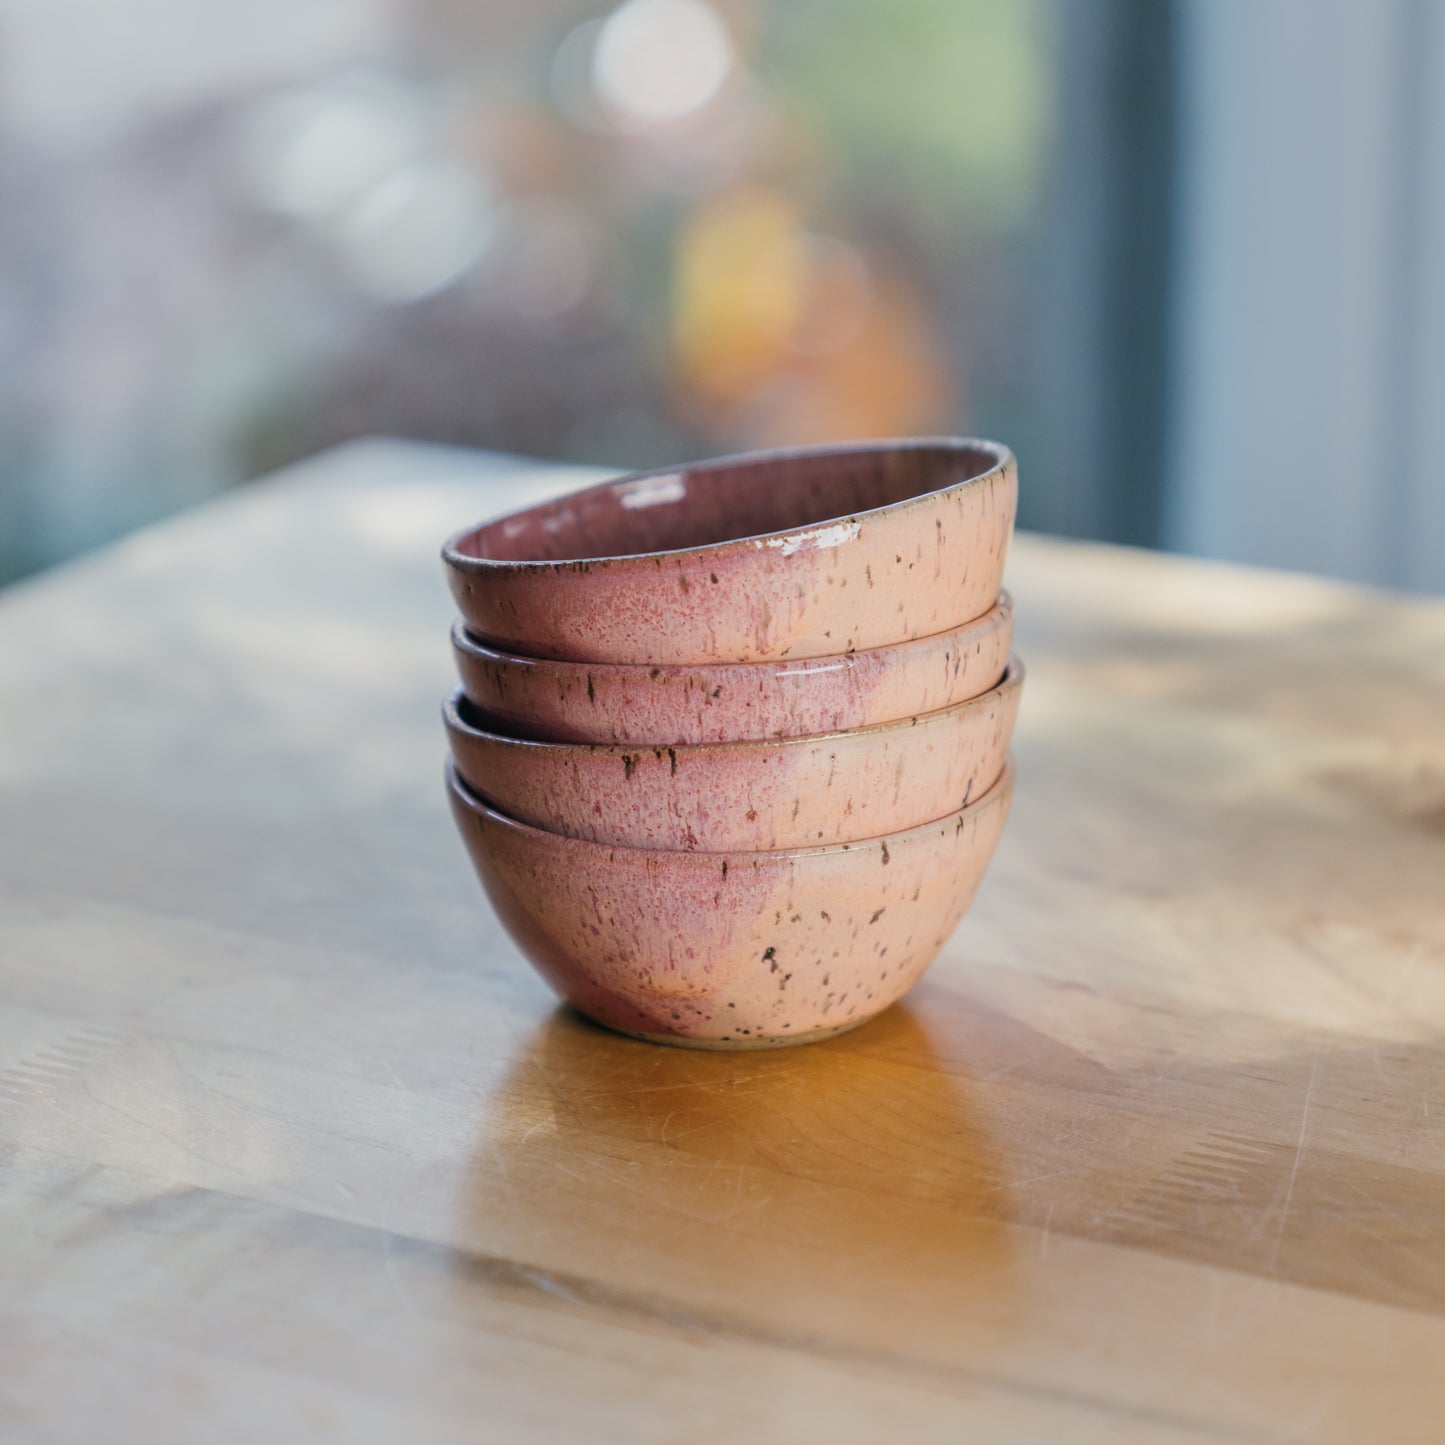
[451,440,1005,565]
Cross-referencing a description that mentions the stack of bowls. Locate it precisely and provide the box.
[442,438,1022,1049]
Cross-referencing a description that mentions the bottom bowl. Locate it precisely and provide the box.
[447,757,1014,1049]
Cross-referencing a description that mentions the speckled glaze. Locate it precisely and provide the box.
[443,438,1016,665]
[450,593,1013,746]
[445,659,1021,851]
[446,757,1015,1048]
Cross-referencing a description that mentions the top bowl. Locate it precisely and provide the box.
[443,437,1016,665]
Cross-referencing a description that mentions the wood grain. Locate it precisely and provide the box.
[2,440,1444,1443]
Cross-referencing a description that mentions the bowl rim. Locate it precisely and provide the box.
[441,435,1014,576]
[448,754,1015,864]
[444,657,1024,760]
[450,590,1014,679]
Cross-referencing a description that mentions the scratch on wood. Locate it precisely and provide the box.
[1270,1055,1320,1270]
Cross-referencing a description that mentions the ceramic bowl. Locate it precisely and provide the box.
[450,593,1013,746]
[444,659,1021,852]
[447,757,1015,1048]
[442,438,1015,665]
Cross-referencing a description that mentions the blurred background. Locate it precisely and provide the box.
[0,0,1441,593]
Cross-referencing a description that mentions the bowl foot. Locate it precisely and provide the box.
[597,1012,881,1051]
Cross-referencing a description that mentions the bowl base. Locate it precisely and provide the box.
[601,1012,880,1051]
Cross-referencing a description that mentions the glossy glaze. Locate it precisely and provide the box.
[446,759,1015,1047]
[445,660,1021,851]
[451,593,1013,745]
[443,438,1016,664]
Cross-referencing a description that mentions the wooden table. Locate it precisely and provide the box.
[3,441,1444,1444]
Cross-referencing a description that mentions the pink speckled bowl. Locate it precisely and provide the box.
[450,593,1013,746]
[443,438,1015,665]
[445,659,1021,851]
[447,757,1015,1048]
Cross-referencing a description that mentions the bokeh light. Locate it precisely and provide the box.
[592,0,735,131]
[671,185,952,445]
[673,186,806,404]
[240,73,429,221]
[330,160,493,303]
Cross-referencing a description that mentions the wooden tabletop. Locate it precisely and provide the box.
[3,440,1444,1444]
